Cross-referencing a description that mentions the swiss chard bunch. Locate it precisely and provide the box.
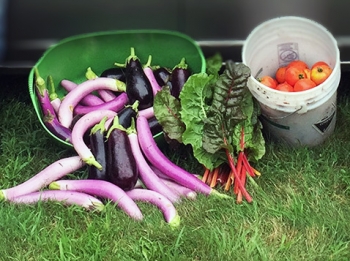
[153,55,266,202]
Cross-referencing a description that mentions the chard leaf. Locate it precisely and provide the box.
[206,53,223,76]
[232,97,266,161]
[153,86,185,142]
[202,61,251,154]
[180,73,225,170]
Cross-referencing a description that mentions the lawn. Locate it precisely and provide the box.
[0,72,350,261]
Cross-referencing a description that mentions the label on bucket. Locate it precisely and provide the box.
[313,103,336,134]
[278,43,299,67]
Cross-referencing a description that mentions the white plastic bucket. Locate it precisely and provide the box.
[242,16,341,147]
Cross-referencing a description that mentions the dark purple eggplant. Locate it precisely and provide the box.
[124,47,154,110]
[106,101,139,130]
[171,57,191,99]
[105,118,139,191]
[100,67,126,82]
[88,118,108,181]
[153,66,172,87]
[148,116,163,136]
[116,100,139,129]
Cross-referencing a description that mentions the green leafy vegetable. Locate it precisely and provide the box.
[153,59,265,171]
[153,86,185,142]
[206,53,223,76]
[180,73,226,169]
[202,61,250,155]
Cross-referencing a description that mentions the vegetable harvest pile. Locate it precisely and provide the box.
[153,55,265,203]
[0,49,266,226]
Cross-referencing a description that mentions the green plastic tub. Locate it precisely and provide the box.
[28,29,206,148]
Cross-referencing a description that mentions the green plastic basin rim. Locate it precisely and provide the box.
[28,29,206,148]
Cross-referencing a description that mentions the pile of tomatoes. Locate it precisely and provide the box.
[258,60,333,92]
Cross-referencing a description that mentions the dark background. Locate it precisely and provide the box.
[1,0,350,95]
[2,0,350,69]
[1,0,350,148]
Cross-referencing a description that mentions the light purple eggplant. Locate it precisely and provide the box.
[34,68,72,143]
[60,79,105,107]
[127,125,181,203]
[58,77,126,128]
[126,188,180,227]
[0,155,85,201]
[71,109,117,169]
[49,179,143,220]
[73,92,128,115]
[11,190,104,211]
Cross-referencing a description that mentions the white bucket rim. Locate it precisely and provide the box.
[242,16,341,113]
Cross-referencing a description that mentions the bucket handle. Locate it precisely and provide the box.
[261,106,303,120]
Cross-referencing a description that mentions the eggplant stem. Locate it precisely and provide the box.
[47,75,59,101]
[85,157,103,171]
[85,67,98,80]
[0,190,5,201]
[144,55,153,68]
[34,67,47,97]
[169,213,181,229]
[90,201,105,212]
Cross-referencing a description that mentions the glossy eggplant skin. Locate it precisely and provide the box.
[100,67,126,82]
[88,129,108,180]
[148,116,163,136]
[106,127,138,191]
[171,58,191,99]
[153,67,172,87]
[71,114,90,146]
[117,101,139,129]
[125,58,154,110]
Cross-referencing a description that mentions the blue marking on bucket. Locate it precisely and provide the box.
[278,42,299,67]
[259,114,290,130]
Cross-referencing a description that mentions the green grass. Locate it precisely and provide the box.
[1,75,350,260]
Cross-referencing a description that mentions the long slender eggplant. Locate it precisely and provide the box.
[88,117,108,180]
[117,47,154,110]
[105,117,139,191]
[171,57,191,99]
[34,68,72,143]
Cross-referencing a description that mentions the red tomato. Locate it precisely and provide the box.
[259,75,277,89]
[311,61,330,69]
[275,66,286,84]
[284,66,307,86]
[310,64,332,85]
[287,60,309,70]
[275,82,294,92]
[294,78,317,92]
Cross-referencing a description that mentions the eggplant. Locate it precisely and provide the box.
[106,119,139,191]
[71,114,90,146]
[106,101,139,130]
[171,57,191,99]
[88,118,108,181]
[100,67,126,82]
[148,116,163,136]
[153,66,172,88]
[116,100,139,129]
[124,47,154,110]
